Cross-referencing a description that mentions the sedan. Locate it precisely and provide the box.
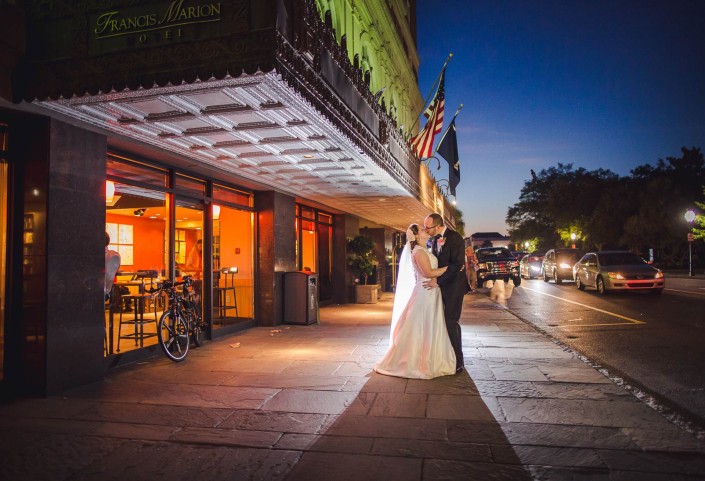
[573,251,665,295]
[519,254,544,279]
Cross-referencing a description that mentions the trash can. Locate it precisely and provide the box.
[284,271,318,325]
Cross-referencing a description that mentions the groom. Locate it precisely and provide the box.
[423,212,468,373]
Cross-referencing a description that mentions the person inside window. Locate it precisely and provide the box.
[105,231,121,302]
[184,239,203,279]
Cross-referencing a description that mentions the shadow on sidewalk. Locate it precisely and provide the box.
[283,296,531,480]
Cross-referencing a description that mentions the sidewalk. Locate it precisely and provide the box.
[1,293,705,480]
[662,269,705,279]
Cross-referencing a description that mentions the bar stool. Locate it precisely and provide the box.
[213,267,238,320]
[104,284,120,356]
[117,270,159,351]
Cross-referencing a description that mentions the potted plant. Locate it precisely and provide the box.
[347,235,379,303]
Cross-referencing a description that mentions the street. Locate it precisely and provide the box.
[503,275,705,430]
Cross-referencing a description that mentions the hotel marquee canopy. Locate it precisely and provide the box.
[11,0,450,230]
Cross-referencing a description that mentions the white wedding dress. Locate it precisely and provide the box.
[374,245,456,379]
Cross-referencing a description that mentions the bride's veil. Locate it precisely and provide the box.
[389,242,414,347]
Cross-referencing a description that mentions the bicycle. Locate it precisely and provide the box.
[148,275,206,362]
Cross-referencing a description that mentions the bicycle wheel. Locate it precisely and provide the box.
[190,305,205,347]
[191,321,205,347]
[158,310,189,362]
[183,299,204,347]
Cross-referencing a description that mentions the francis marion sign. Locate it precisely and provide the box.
[89,0,230,54]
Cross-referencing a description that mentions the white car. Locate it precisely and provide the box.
[519,254,544,279]
[573,251,665,295]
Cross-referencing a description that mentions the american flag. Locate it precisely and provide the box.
[410,69,445,159]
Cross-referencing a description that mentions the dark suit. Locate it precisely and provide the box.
[433,228,468,369]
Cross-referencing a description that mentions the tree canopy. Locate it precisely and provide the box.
[506,147,704,266]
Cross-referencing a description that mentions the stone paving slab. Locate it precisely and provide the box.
[0,293,704,480]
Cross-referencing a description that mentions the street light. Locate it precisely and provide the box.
[570,232,576,249]
[685,209,696,277]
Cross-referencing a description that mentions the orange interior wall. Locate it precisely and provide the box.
[106,213,165,272]
[217,208,252,279]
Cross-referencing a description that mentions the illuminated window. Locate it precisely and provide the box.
[175,229,187,265]
[106,222,134,265]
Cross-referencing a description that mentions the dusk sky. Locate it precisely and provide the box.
[415,0,705,236]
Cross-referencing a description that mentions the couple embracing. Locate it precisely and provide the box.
[374,213,467,379]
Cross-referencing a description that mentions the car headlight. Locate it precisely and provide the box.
[559,263,572,269]
[655,271,664,279]
[607,272,625,280]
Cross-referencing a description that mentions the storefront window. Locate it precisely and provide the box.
[300,219,317,271]
[104,156,254,353]
[213,184,253,208]
[105,182,169,356]
[296,205,334,301]
[212,203,255,326]
[107,155,168,188]
[175,198,204,282]
[176,173,206,198]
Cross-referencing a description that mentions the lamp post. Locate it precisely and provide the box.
[685,209,696,277]
[570,232,576,249]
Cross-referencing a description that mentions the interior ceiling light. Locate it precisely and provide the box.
[106,180,115,203]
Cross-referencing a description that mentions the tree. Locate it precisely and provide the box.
[506,147,704,266]
[585,178,637,250]
[507,163,619,250]
[622,147,705,265]
[347,235,377,285]
[448,205,466,237]
[692,185,705,240]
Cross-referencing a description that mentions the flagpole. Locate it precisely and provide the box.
[407,53,453,139]
[431,104,463,157]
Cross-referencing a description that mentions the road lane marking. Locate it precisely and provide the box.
[665,288,705,296]
[520,286,646,326]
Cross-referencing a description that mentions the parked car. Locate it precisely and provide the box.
[542,248,584,284]
[475,247,521,287]
[573,251,665,295]
[519,254,544,279]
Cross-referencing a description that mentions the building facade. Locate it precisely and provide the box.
[468,232,512,249]
[0,0,457,396]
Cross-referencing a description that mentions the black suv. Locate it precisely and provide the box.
[542,248,584,284]
[475,247,521,287]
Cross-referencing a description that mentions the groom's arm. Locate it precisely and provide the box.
[437,231,465,286]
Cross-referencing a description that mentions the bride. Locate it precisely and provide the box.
[374,223,457,379]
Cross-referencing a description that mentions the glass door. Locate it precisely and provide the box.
[212,204,254,326]
[317,213,332,301]
[105,182,169,355]
[175,197,204,315]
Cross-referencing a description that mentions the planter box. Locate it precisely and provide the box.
[355,284,378,304]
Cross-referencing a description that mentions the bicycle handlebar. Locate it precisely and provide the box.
[144,276,194,294]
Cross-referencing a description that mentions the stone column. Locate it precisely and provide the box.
[45,119,107,394]
[255,191,296,326]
